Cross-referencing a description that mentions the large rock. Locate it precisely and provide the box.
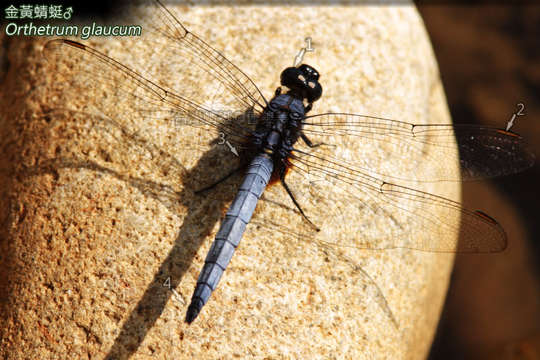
[0,2,456,358]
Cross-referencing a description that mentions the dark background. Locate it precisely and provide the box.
[417,5,540,360]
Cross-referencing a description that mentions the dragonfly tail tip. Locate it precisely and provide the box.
[185,301,203,324]
[185,309,198,324]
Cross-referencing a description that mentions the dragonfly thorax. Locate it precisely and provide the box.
[254,94,306,155]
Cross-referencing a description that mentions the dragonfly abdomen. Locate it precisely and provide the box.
[186,154,274,323]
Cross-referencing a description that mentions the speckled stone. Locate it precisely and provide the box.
[0,2,456,359]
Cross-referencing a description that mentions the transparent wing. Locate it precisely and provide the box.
[42,0,271,186]
[129,0,267,112]
[43,39,257,148]
[302,113,535,182]
[42,0,267,164]
[285,149,507,253]
[278,113,534,253]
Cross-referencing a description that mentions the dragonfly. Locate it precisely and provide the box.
[42,0,534,324]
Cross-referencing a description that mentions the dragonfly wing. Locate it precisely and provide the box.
[129,0,267,113]
[42,1,270,186]
[302,113,534,182]
[282,148,506,253]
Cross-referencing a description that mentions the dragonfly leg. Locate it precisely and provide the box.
[194,164,246,194]
[279,165,320,231]
[300,132,323,148]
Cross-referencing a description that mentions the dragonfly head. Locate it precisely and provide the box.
[280,64,322,104]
